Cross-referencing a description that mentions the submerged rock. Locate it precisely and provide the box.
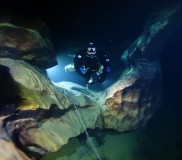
[0,20,57,69]
[0,117,31,160]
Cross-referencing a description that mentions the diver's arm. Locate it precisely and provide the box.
[95,53,111,83]
[74,51,84,72]
[74,51,90,80]
[101,53,111,73]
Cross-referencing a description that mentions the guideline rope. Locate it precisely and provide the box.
[63,89,102,160]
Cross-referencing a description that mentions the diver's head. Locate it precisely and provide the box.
[87,43,96,57]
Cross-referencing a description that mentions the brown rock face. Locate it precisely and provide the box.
[0,26,39,51]
[104,77,161,131]
[0,22,57,69]
[0,117,31,160]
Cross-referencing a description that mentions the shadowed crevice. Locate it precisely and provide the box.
[0,65,23,110]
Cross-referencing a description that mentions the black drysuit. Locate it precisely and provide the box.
[74,49,111,83]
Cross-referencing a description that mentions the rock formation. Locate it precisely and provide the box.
[0,17,57,69]
[0,6,181,160]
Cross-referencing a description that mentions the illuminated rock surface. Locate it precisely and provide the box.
[0,20,56,69]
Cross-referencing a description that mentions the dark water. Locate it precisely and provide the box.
[145,22,182,160]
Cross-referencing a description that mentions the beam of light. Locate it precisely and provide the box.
[46,53,84,85]
[46,65,63,82]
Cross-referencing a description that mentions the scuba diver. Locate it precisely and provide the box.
[65,43,111,84]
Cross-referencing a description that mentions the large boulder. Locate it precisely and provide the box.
[0,17,57,69]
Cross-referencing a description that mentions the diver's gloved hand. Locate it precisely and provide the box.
[106,66,111,73]
[79,67,87,74]
[97,65,104,75]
